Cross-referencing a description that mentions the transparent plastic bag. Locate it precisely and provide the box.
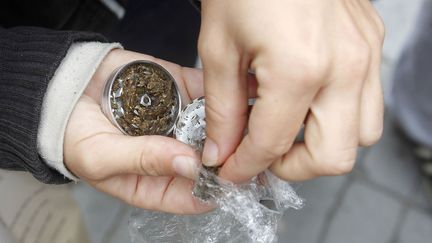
[128,98,304,243]
[129,168,303,243]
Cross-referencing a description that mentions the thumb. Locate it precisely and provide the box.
[71,134,200,180]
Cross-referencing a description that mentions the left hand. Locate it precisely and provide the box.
[64,49,211,214]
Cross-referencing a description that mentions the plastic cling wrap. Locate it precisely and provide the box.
[129,98,304,243]
[129,169,303,243]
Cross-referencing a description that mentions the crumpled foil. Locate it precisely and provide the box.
[129,98,304,243]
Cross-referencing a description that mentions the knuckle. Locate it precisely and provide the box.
[350,43,370,65]
[360,126,383,147]
[297,63,328,88]
[312,148,357,176]
[340,40,371,78]
[298,51,330,78]
[296,48,332,85]
[320,159,355,176]
[328,159,356,175]
[137,141,164,176]
[141,160,161,176]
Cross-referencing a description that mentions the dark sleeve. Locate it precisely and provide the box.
[0,26,108,184]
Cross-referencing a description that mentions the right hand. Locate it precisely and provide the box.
[199,0,385,183]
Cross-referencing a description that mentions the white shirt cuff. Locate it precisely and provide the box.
[37,42,123,181]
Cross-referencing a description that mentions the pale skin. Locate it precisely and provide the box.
[65,50,212,214]
[199,0,385,183]
[64,0,385,213]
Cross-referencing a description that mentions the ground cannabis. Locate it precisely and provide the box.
[110,62,179,136]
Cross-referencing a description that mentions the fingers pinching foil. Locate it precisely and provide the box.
[102,60,181,136]
[102,62,305,242]
[173,97,224,200]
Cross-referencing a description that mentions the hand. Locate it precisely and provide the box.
[199,0,385,182]
[64,49,211,214]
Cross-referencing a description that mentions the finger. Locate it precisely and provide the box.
[270,45,369,181]
[358,46,384,146]
[92,175,213,214]
[72,134,200,180]
[218,55,319,183]
[270,86,362,181]
[355,0,385,146]
[199,44,250,167]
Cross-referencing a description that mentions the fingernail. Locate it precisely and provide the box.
[172,156,198,179]
[202,138,219,166]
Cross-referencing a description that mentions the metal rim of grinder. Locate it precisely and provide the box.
[101,60,182,136]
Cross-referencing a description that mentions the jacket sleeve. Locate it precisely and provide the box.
[0,26,107,184]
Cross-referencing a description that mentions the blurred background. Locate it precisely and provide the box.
[1,0,431,242]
